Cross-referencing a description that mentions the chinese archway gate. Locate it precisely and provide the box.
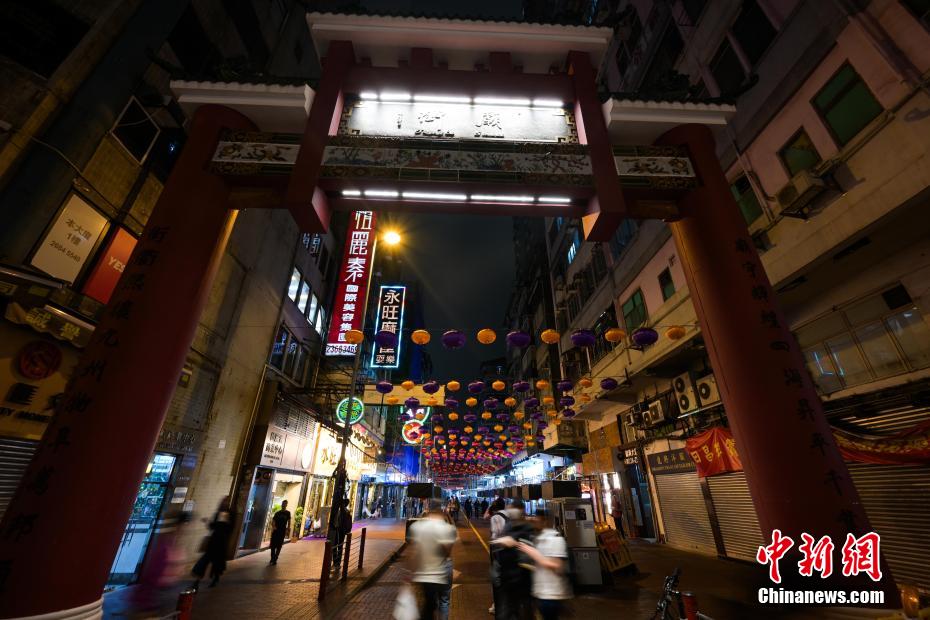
[0,13,894,617]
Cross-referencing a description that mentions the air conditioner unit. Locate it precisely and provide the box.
[644,400,667,427]
[775,169,826,216]
[623,410,643,427]
[672,371,698,414]
[696,374,720,407]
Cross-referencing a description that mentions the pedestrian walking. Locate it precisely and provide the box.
[129,509,191,615]
[480,499,489,518]
[493,499,535,620]
[464,498,473,519]
[330,497,353,570]
[408,499,458,619]
[191,497,233,590]
[486,497,507,615]
[520,510,571,620]
[269,499,291,565]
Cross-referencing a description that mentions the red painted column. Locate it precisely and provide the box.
[658,124,896,598]
[0,104,256,617]
[284,40,355,233]
[567,50,627,242]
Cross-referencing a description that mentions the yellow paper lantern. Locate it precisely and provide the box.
[448,412,459,421]
[477,328,497,345]
[666,325,687,340]
[504,397,517,408]
[483,440,491,446]
[481,411,493,420]
[437,438,446,445]
[605,327,626,343]
[522,422,532,430]
[344,329,364,344]
[523,435,533,441]
[527,440,536,447]
[433,425,443,433]
[411,329,431,345]
[579,394,592,403]
[506,441,514,447]
[535,379,550,390]
[474,434,483,441]
[543,396,555,405]
[420,432,431,440]
[461,439,470,446]
[579,377,593,388]
[494,424,504,432]
[499,434,507,441]
[447,380,461,392]
[466,397,478,407]
[514,411,525,420]
[540,329,560,345]
[426,397,439,406]
[402,380,415,391]
[464,425,473,433]
[553,419,562,426]
[547,409,558,418]
[492,380,506,391]
[386,396,399,405]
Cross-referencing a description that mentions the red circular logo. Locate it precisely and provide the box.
[17,341,62,380]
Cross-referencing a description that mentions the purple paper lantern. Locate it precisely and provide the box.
[508,425,521,433]
[556,380,573,392]
[422,380,440,394]
[562,408,577,418]
[570,329,596,348]
[405,397,420,409]
[600,377,618,391]
[432,413,444,423]
[477,426,490,434]
[442,330,466,349]
[463,413,477,423]
[496,412,510,421]
[484,398,499,409]
[632,327,659,347]
[530,411,544,420]
[506,330,531,348]
[376,380,394,394]
[512,380,531,393]
[524,397,539,408]
[375,330,398,347]
[560,396,575,407]
[445,398,459,409]
[468,381,486,394]
[537,421,548,430]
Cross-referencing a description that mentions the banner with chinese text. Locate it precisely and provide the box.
[371,285,405,368]
[325,211,377,356]
[685,426,743,478]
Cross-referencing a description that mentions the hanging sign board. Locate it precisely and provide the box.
[82,227,137,304]
[30,194,108,283]
[325,211,377,356]
[370,285,405,368]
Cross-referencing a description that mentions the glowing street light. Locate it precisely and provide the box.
[383,230,402,246]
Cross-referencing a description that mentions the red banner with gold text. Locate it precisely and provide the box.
[685,426,743,478]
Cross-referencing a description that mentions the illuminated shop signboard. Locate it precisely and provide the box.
[370,285,406,368]
[401,407,431,445]
[336,397,365,426]
[325,211,377,356]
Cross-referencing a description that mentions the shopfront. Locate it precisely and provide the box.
[301,425,340,537]
[238,411,317,550]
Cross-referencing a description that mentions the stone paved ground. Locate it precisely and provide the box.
[334,518,897,620]
[103,518,406,619]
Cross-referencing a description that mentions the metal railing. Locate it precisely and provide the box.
[318,527,367,601]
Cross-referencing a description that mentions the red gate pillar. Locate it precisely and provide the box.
[657,124,895,598]
[0,104,256,618]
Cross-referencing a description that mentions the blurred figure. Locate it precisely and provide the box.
[520,510,571,620]
[330,497,353,570]
[480,499,489,518]
[486,497,507,615]
[192,496,233,590]
[127,509,191,616]
[493,499,535,620]
[269,499,291,565]
[408,499,458,619]
[464,498,473,519]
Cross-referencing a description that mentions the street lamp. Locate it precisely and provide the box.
[329,228,401,547]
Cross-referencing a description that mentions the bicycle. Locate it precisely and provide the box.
[652,568,714,620]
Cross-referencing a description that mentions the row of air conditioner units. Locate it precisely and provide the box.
[622,372,721,428]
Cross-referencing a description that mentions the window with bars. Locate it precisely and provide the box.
[797,285,930,394]
[591,307,620,366]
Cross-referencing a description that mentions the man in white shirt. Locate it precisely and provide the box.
[516,510,571,620]
[409,500,458,619]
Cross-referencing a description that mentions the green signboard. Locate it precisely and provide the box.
[336,397,364,425]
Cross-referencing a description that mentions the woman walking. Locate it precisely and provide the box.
[191,496,233,590]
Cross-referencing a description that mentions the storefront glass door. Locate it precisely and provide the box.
[108,453,177,586]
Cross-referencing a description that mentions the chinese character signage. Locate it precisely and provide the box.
[371,285,406,368]
[325,211,377,356]
[82,227,137,304]
[646,449,697,475]
[31,194,108,283]
[336,397,365,426]
[684,426,743,478]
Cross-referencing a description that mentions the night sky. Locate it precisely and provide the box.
[380,210,515,382]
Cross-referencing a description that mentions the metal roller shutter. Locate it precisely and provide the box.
[0,437,39,520]
[848,462,930,592]
[707,472,764,562]
[654,471,717,556]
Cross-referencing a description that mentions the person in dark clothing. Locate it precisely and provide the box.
[330,497,354,569]
[192,497,233,590]
[464,498,473,519]
[480,499,489,518]
[493,499,535,620]
[269,499,291,565]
